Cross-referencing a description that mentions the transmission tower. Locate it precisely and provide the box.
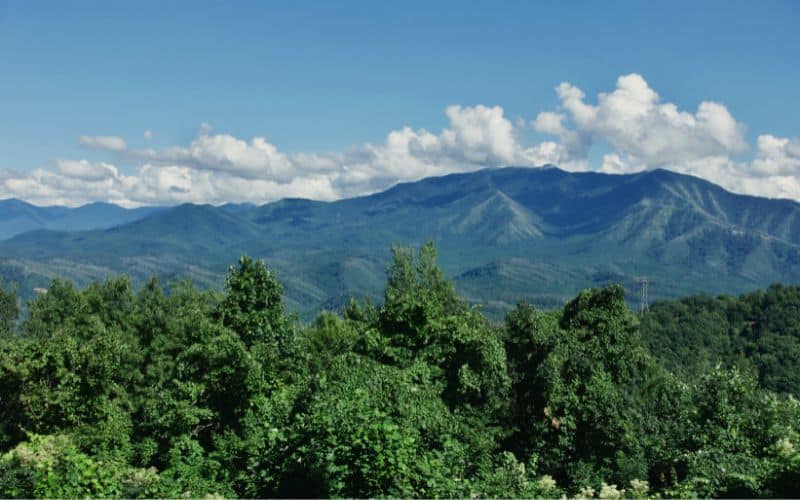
[635,277,650,315]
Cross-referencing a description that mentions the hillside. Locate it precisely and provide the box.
[0,199,164,240]
[2,166,800,318]
[641,284,800,396]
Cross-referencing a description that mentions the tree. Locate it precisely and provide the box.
[3,251,800,498]
[505,286,685,491]
[216,256,289,349]
[0,282,18,338]
[277,353,466,498]
[664,366,800,497]
[378,243,510,415]
[0,433,179,498]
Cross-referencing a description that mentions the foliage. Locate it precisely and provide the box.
[0,243,798,498]
[0,434,177,498]
[0,281,18,338]
[504,286,691,491]
[641,284,800,396]
[217,255,289,348]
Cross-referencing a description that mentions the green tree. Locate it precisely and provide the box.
[0,433,183,498]
[216,256,289,349]
[3,250,800,498]
[505,286,688,491]
[665,367,800,497]
[0,282,18,338]
[277,353,466,498]
[378,243,510,415]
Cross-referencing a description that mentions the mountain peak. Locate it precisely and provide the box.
[2,166,800,318]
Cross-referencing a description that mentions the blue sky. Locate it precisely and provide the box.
[0,0,799,206]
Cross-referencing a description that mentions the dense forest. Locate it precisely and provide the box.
[1,243,798,498]
[641,285,800,397]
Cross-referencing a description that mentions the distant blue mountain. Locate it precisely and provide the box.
[0,199,165,240]
[2,166,799,318]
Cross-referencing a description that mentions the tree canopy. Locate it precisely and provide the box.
[1,244,798,498]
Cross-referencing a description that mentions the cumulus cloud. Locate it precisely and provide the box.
[531,73,800,200]
[56,160,119,182]
[787,138,800,158]
[2,105,561,206]
[344,104,578,184]
[750,135,800,177]
[1,168,128,207]
[2,75,799,205]
[619,134,800,202]
[121,165,339,207]
[160,133,296,180]
[136,105,540,182]
[78,135,128,152]
[105,104,574,206]
[532,111,566,136]
[705,135,800,200]
[589,133,794,201]
[537,73,748,169]
[661,154,800,202]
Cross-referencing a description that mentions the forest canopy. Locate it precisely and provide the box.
[0,243,798,498]
[640,284,800,397]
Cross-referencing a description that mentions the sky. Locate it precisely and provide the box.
[0,0,799,206]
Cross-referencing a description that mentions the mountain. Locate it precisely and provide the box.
[0,199,164,240]
[2,166,800,319]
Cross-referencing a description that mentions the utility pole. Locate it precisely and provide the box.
[635,277,650,315]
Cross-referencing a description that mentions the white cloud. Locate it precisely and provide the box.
[599,136,800,201]
[114,104,568,205]
[532,73,800,200]
[599,153,638,174]
[143,130,153,140]
[667,155,800,201]
[1,168,131,207]
[787,138,800,158]
[78,135,128,152]
[186,134,295,180]
[121,165,339,206]
[56,160,119,182]
[146,104,530,181]
[532,110,591,160]
[532,111,566,136]
[1,75,799,206]
[2,105,542,206]
[440,105,517,164]
[750,135,800,177]
[537,73,748,167]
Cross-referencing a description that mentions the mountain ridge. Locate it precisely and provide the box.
[0,198,166,240]
[2,166,799,318]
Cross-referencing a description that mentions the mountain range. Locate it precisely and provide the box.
[2,166,799,319]
[0,199,164,240]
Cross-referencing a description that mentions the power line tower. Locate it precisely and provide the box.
[635,277,650,315]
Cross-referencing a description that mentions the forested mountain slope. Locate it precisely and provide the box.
[641,284,800,396]
[0,199,163,240]
[2,166,799,318]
